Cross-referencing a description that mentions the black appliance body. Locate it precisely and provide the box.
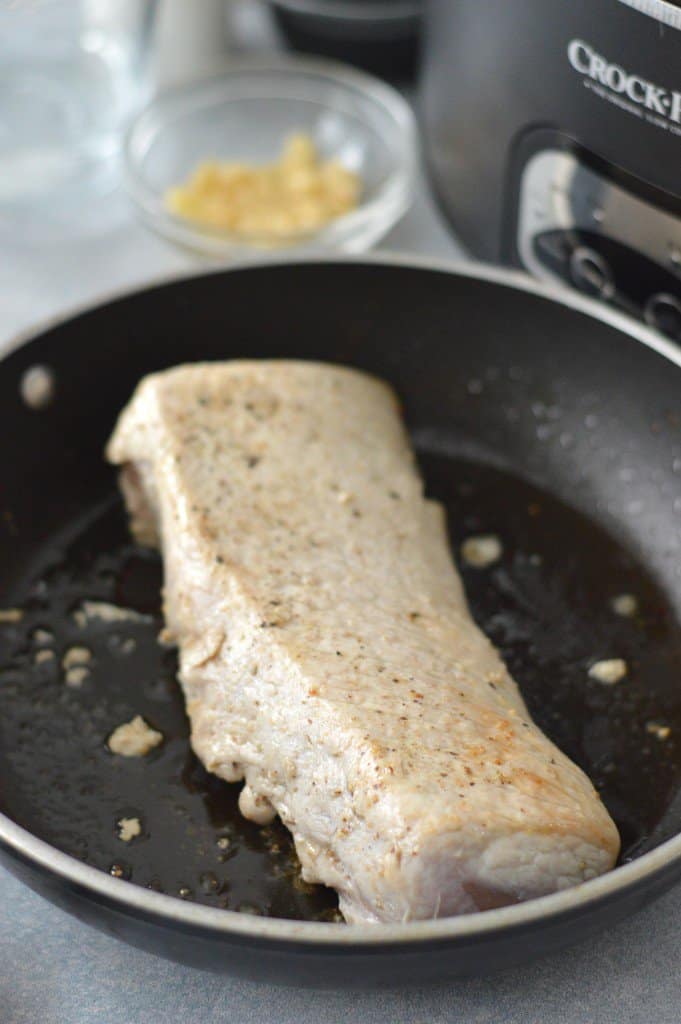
[269,1,422,79]
[421,0,681,342]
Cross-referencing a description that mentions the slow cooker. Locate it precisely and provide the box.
[421,0,681,341]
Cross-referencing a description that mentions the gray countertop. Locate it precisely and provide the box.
[3,855,681,1024]
[2,15,681,1022]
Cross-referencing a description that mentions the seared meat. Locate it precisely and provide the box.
[107,361,619,923]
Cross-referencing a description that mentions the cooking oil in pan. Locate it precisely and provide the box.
[0,455,680,919]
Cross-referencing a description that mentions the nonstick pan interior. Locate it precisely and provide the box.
[1,260,681,976]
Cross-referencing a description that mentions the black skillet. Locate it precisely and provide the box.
[1,257,681,987]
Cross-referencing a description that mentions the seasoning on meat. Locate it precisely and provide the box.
[107,361,620,924]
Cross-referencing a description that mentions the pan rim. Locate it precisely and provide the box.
[2,251,681,949]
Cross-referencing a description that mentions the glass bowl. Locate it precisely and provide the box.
[123,56,417,258]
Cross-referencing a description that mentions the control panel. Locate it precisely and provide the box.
[516,149,681,342]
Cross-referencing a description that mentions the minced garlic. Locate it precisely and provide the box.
[646,721,671,741]
[62,646,92,670]
[460,534,503,569]
[0,609,23,623]
[117,816,142,842]
[73,601,150,628]
[165,133,360,240]
[611,593,638,617]
[65,666,90,689]
[588,658,628,685]
[108,715,163,757]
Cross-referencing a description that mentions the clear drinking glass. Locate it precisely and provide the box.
[0,0,157,210]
